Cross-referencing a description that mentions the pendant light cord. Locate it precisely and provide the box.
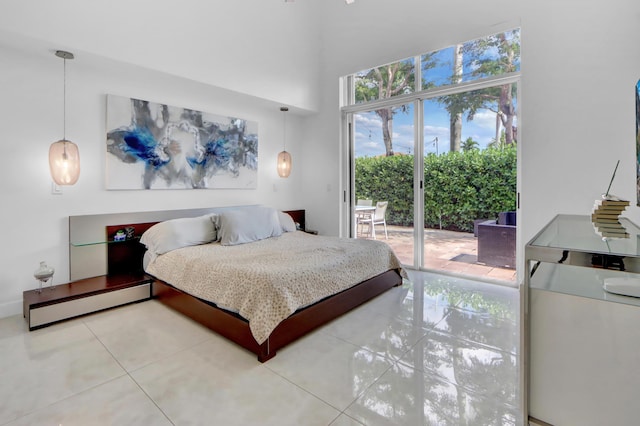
[63,56,66,140]
[281,106,288,151]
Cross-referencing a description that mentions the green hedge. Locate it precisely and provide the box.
[355,146,516,232]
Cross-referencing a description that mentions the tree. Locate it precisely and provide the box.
[461,137,479,152]
[355,61,413,156]
[462,30,520,145]
[439,30,520,150]
[355,55,437,156]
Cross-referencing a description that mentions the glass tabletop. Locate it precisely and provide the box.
[528,214,640,257]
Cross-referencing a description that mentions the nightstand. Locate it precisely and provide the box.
[23,273,152,330]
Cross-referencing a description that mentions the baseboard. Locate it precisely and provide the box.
[0,299,23,319]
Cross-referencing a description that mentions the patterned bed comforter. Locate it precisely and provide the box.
[145,231,405,344]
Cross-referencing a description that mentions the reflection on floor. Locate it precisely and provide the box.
[0,270,520,425]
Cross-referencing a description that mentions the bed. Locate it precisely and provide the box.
[109,206,405,362]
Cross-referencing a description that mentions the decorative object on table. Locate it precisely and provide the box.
[125,226,135,240]
[592,160,630,238]
[33,261,55,293]
[106,94,258,190]
[277,107,292,178]
[113,230,127,241]
[591,198,630,238]
[49,50,81,186]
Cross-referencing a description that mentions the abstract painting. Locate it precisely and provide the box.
[106,95,258,189]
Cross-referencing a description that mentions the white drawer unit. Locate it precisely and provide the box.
[524,214,640,425]
[24,274,152,330]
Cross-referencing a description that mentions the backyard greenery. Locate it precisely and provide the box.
[355,145,516,232]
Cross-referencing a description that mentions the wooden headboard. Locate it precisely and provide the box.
[106,222,157,276]
[283,209,305,231]
[104,210,306,276]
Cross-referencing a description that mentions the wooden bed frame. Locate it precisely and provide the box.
[107,210,403,362]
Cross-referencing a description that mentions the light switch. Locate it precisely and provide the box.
[51,182,62,195]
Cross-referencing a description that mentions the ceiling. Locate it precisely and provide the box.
[0,0,523,111]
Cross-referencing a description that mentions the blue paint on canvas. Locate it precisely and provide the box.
[122,127,169,169]
[106,95,258,189]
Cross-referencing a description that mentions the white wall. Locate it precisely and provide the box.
[518,0,640,236]
[0,39,305,317]
[0,0,322,112]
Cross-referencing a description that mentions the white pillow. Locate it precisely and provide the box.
[140,214,217,256]
[216,206,283,246]
[278,211,297,232]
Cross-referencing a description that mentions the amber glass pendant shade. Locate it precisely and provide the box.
[49,50,80,185]
[49,139,80,185]
[277,150,291,178]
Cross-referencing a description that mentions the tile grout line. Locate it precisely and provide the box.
[262,336,397,424]
[82,319,177,426]
[0,320,131,425]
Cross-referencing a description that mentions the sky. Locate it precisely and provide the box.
[354,99,516,158]
[353,29,520,158]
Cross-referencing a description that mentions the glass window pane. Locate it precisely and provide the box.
[353,103,415,266]
[354,58,415,104]
[461,28,521,82]
[424,83,518,155]
[421,47,454,88]
[421,28,521,89]
[423,83,517,282]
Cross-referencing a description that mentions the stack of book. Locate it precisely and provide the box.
[592,197,630,238]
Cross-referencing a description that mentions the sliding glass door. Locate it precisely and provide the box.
[347,82,518,283]
[351,102,416,266]
[422,84,517,282]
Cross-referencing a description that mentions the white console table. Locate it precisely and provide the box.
[524,214,640,425]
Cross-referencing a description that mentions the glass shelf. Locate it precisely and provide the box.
[529,214,640,255]
[529,262,640,308]
[70,237,141,247]
[526,214,640,305]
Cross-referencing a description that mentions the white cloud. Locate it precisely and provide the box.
[472,109,498,128]
[424,125,448,141]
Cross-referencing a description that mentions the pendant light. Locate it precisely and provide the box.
[277,107,292,178]
[49,50,80,186]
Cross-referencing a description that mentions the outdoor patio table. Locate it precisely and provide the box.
[355,205,376,238]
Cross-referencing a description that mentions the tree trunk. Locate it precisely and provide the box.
[450,114,461,152]
[377,107,394,156]
[500,83,515,145]
[450,44,463,152]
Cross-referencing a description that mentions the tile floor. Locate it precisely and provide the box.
[0,270,520,425]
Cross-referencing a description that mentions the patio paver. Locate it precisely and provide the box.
[361,225,516,282]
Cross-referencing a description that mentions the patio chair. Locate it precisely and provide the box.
[355,199,374,237]
[360,201,388,239]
